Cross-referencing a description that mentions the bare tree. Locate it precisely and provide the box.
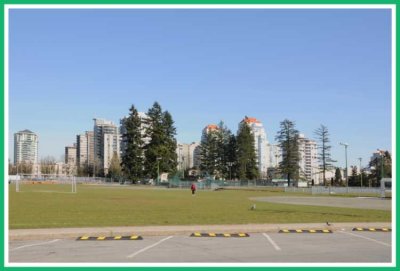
[40,156,56,175]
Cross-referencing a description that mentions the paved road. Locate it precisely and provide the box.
[250,196,392,210]
[9,231,391,263]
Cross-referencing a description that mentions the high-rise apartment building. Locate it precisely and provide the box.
[65,144,77,176]
[65,144,77,165]
[176,142,200,171]
[298,134,319,184]
[14,129,39,164]
[241,116,270,178]
[76,131,94,168]
[93,118,120,175]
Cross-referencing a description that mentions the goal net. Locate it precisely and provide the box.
[14,174,77,193]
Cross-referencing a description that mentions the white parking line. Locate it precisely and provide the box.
[262,233,281,251]
[10,239,60,251]
[339,231,391,247]
[127,236,173,258]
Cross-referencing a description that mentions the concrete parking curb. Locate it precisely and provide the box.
[9,222,392,241]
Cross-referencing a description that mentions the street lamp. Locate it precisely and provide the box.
[156,157,162,185]
[227,162,234,180]
[181,156,185,179]
[358,157,362,187]
[339,143,349,187]
[377,149,385,184]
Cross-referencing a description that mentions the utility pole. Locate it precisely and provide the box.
[156,157,161,185]
[358,157,362,187]
[227,162,233,180]
[339,143,349,187]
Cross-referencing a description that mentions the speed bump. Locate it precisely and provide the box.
[190,233,249,237]
[76,235,143,241]
[352,228,391,232]
[279,229,332,233]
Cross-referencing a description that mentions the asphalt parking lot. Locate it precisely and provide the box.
[9,230,391,263]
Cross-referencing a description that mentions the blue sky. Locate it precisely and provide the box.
[8,8,392,168]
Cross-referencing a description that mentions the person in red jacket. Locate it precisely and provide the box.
[191,183,196,195]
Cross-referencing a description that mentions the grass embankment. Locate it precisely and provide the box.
[8,184,391,229]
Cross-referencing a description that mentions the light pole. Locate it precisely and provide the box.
[227,162,233,180]
[377,149,385,184]
[181,156,185,179]
[358,157,362,187]
[339,143,349,187]
[156,157,161,185]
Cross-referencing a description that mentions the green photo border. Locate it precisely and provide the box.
[1,0,397,270]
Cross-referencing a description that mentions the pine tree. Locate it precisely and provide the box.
[275,119,300,187]
[314,125,332,186]
[144,102,164,179]
[236,121,258,180]
[216,121,233,179]
[334,167,342,186]
[144,102,178,181]
[225,134,238,180]
[121,104,144,183]
[200,130,219,177]
[162,111,178,175]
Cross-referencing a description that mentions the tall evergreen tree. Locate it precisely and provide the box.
[144,102,178,180]
[200,130,219,177]
[275,119,300,186]
[225,134,238,180]
[162,111,178,175]
[216,121,233,179]
[334,167,342,186]
[121,105,144,183]
[314,124,332,186]
[236,121,258,180]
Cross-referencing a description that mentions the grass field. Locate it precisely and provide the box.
[8,184,391,229]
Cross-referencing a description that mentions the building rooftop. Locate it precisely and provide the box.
[17,129,35,134]
[205,124,219,130]
[242,116,261,124]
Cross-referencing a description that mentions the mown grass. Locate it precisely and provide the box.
[8,184,391,229]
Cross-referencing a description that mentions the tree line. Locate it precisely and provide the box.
[118,102,178,183]
[199,121,258,180]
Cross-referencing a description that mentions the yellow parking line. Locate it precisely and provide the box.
[114,236,122,240]
[296,230,303,233]
[80,236,89,240]
[309,230,316,233]
[97,236,106,240]
[130,235,138,240]
[194,233,202,237]
[209,233,216,237]
[223,233,231,237]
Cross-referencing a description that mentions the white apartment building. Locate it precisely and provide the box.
[65,144,77,176]
[241,117,270,178]
[176,142,200,171]
[14,129,39,165]
[298,134,320,184]
[76,131,94,168]
[93,118,120,175]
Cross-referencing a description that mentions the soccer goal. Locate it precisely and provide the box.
[15,174,77,193]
